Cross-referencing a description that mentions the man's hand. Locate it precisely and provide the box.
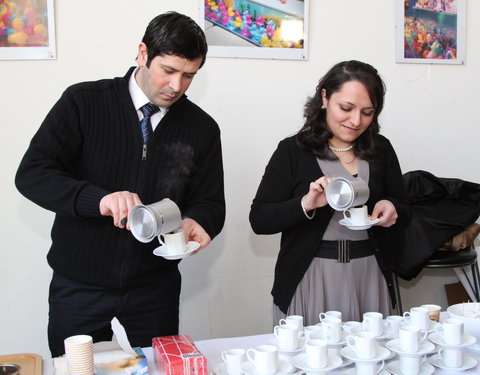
[181,218,211,252]
[99,191,142,229]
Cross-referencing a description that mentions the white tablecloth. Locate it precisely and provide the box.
[43,332,480,374]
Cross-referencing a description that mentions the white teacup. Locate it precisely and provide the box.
[385,315,404,339]
[356,360,385,375]
[362,312,385,337]
[343,321,362,334]
[343,205,369,225]
[399,324,427,353]
[399,354,426,375]
[346,331,377,359]
[279,315,303,331]
[159,228,186,254]
[222,348,245,375]
[303,325,323,340]
[305,339,328,369]
[246,345,278,375]
[403,307,429,331]
[320,317,342,344]
[274,324,301,350]
[438,347,463,368]
[319,310,342,322]
[435,318,464,345]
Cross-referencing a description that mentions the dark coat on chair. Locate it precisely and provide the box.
[393,170,480,280]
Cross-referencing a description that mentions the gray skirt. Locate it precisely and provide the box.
[273,255,392,326]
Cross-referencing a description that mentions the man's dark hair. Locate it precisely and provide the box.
[142,11,208,68]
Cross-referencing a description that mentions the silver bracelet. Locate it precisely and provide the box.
[301,200,316,220]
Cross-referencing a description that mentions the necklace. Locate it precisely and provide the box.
[329,144,353,152]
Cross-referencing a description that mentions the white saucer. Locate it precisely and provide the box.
[342,367,390,375]
[340,345,390,362]
[339,218,379,230]
[152,241,200,260]
[428,353,478,371]
[292,353,342,372]
[428,332,477,348]
[350,326,390,340]
[241,359,293,375]
[385,339,435,355]
[266,338,305,354]
[386,360,435,375]
[311,329,349,346]
[213,362,228,375]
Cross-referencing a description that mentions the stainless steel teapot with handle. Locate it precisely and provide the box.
[325,177,369,211]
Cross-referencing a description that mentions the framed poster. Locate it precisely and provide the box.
[395,0,466,64]
[0,0,56,60]
[201,0,309,60]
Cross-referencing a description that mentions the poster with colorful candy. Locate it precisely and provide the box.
[395,0,465,64]
[202,0,309,60]
[0,0,56,60]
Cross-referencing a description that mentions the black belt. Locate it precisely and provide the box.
[315,240,374,263]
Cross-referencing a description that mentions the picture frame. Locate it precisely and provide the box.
[395,0,466,65]
[201,0,309,61]
[0,0,56,60]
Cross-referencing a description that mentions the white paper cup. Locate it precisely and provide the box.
[64,335,94,375]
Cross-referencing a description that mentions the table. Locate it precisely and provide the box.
[43,332,480,374]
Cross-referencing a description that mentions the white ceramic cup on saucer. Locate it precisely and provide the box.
[274,324,301,350]
[399,324,427,353]
[305,339,328,369]
[303,325,323,340]
[356,360,385,375]
[246,345,278,375]
[438,347,463,368]
[435,318,464,345]
[385,315,404,339]
[403,307,429,331]
[221,348,245,375]
[343,205,369,225]
[343,321,362,334]
[319,310,342,322]
[317,316,342,344]
[279,315,303,331]
[159,228,186,254]
[362,312,384,337]
[399,354,426,375]
[346,331,377,359]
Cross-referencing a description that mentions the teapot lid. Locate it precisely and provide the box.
[326,177,356,211]
[128,206,158,243]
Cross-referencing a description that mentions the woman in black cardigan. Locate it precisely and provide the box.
[249,60,410,325]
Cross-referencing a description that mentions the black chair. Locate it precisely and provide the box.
[392,245,480,315]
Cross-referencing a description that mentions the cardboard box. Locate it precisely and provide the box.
[153,335,207,375]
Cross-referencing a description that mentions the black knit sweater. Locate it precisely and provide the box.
[15,68,225,289]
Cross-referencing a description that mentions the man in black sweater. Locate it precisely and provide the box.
[15,12,225,357]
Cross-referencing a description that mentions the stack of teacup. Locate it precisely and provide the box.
[428,317,478,371]
[385,320,435,375]
[64,335,95,375]
[273,315,304,352]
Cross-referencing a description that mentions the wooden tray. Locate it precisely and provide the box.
[0,354,42,375]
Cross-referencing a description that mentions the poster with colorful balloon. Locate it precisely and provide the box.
[0,0,56,60]
[395,0,465,64]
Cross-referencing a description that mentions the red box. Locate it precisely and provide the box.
[153,335,208,375]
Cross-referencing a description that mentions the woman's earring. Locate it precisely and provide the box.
[321,105,326,109]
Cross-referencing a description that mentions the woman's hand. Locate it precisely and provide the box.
[301,177,331,211]
[371,200,398,227]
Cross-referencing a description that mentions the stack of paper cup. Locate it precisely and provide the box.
[64,335,94,375]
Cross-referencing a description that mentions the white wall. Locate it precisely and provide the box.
[1,0,479,359]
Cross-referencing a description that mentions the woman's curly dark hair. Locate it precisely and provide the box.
[297,60,386,161]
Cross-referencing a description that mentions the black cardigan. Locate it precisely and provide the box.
[249,134,410,313]
[15,68,225,289]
